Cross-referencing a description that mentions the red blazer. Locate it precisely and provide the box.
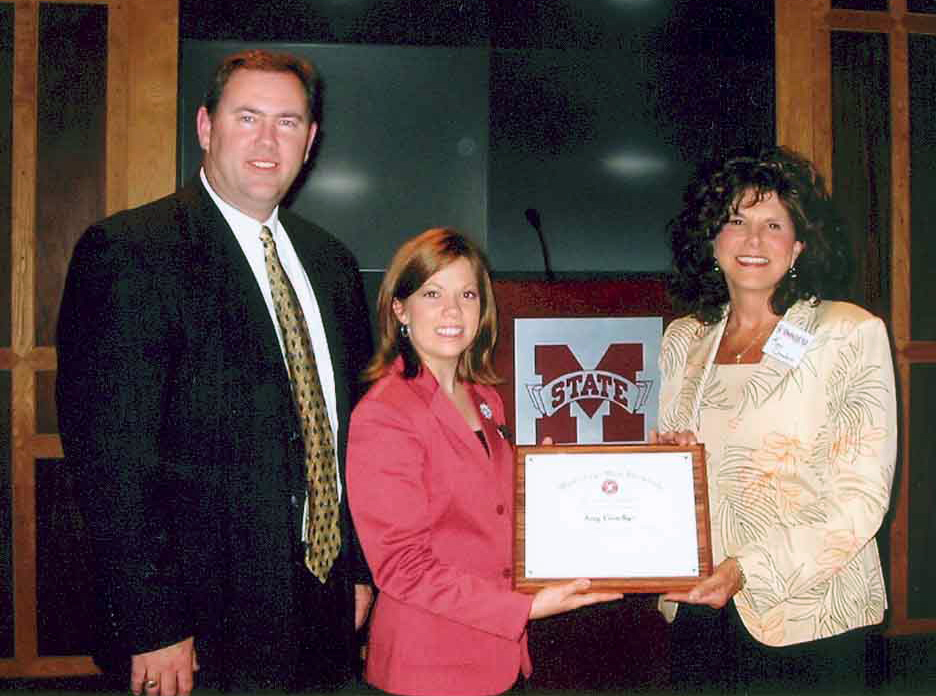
[347,360,533,696]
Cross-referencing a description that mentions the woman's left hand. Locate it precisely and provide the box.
[648,429,697,446]
[662,558,744,609]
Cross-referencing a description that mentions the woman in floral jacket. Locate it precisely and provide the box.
[652,148,897,693]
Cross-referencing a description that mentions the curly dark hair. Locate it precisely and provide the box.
[667,147,853,324]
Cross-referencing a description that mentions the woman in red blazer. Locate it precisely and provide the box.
[347,228,620,696]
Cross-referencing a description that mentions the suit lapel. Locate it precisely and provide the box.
[430,384,491,462]
[181,179,289,384]
[470,386,515,502]
[410,368,493,464]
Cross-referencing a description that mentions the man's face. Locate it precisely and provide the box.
[197,68,316,222]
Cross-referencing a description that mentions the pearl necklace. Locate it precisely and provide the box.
[733,324,775,363]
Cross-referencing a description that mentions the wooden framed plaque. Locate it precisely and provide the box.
[514,444,712,593]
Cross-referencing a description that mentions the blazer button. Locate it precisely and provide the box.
[496,504,505,515]
[502,568,511,578]
[290,495,299,508]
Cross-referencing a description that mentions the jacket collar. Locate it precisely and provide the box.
[393,357,499,463]
[682,299,820,423]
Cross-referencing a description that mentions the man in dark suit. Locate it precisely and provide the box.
[56,49,373,696]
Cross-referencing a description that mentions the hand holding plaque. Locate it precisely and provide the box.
[528,577,623,619]
[514,444,712,593]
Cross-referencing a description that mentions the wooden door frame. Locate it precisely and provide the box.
[776,0,936,637]
[0,0,177,678]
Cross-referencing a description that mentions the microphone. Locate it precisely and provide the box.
[524,207,555,281]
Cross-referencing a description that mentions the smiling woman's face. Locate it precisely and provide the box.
[392,257,481,379]
[713,189,804,301]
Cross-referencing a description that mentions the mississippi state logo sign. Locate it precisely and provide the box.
[514,317,661,445]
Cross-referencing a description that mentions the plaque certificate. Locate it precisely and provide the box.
[514,444,712,593]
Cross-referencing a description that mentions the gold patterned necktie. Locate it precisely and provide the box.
[260,225,340,582]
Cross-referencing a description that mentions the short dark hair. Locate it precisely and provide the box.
[202,49,319,122]
[667,146,853,324]
[364,228,499,385]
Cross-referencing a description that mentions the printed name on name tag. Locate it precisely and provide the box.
[763,320,815,367]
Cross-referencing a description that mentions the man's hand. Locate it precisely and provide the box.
[354,583,374,630]
[662,558,744,609]
[131,636,198,696]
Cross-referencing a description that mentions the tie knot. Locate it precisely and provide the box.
[260,225,274,244]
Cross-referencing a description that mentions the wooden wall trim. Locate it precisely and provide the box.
[904,13,936,35]
[4,0,179,678]
[0,655,97,678]
[11,0,40,669]
[885,0,915,639]
[126,0,178,208]
[890,10,911,346]
[898,343,936,362]
[890,360,911,630]
[11,364,38,665]
[107,0,129,213]
[826,10,895,32]
[30,436,64,459]
[776,0,936,638]
[23,347,55,371]
[775,0,816,161]
[812,0,832,184]
[885,618,936,637]
[775,0,833,182]
[12,1,36,358]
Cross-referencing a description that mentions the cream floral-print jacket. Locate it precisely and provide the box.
[658,299,897,647]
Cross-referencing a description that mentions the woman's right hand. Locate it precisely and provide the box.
[529,579,622,620]
[648,429,698,446]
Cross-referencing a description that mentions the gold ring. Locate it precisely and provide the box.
[144,679,158,689]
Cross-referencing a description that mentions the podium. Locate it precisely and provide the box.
[490,276,678,690]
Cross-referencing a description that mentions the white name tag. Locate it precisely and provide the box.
[763,320,815,367]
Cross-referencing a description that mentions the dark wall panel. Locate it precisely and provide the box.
[830,30,891,316]
[909,33,936,341]
[908,365,936,620]
[36,3,107,347]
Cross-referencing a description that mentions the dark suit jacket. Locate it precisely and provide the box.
[55,179,373,690]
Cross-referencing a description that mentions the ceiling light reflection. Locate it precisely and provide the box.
[602,152,668,178]
[308,170,370,196]
[606,0,656,6]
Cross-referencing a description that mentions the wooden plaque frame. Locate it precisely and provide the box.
[514,443,712,593]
